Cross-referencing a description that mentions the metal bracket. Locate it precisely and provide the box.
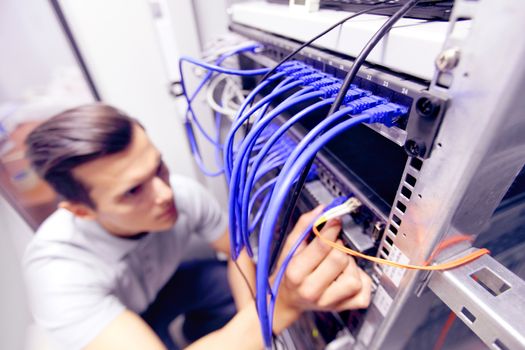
[428,249,525,350]
[404,91,448,159]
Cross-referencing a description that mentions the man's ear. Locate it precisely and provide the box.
[59,201,97,220]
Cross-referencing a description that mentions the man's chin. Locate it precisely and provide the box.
[157,216,177,231]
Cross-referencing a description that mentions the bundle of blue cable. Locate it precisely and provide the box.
[179,52,408,346]
[256,102,407,345]
[219,60,408,347]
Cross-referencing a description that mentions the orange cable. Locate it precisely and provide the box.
[312,221,490,271]
[433,311,457,350]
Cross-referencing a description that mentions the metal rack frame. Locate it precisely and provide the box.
[360,1,525,349]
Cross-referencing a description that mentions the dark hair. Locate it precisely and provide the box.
[26,103,136,208]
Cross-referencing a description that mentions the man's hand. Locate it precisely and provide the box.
[176,207,373,350]
[276,207,372,313]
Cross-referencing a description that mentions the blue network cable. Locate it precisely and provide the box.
[239,99,335,241]
[179,56,271,76]
[228,63,366,257]
[268,196,349,335]
[267,95,388,185]
[249,77,302,127]
[256,103,408,347]
[224,77,301,181]
[248,178,277,233]
[227,67,326,190]
[233,155,286,257]
[228,91,325,257]
[179,44,269,176]
[182,43,262,146]
[205,57,408,344]
[233,84,372,253]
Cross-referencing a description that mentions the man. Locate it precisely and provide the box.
[24,104,372,350]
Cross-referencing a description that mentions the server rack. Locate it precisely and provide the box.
[228,1,525,349]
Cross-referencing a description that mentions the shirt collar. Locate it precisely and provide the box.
[74,216,146,262]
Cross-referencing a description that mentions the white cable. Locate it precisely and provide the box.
[206,75,240,118]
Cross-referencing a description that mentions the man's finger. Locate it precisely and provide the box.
[331,269,373,311]
[315,259,364,309]
[284,220,341,287]
[296,240,349,303]
[283,205,323,247]
[277,206,324,267]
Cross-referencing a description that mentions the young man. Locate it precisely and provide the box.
[24,104,372,350]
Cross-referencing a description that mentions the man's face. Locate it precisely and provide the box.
[71,124,177,237]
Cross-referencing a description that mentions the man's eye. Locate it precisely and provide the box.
[157,162,168,176]
[125,185,143,197]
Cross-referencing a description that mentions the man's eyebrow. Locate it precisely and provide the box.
[122,155,163,191]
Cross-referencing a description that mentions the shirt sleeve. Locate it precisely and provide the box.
[172,175,228,243]
[24,253,125,350]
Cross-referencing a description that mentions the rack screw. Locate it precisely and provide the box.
[416,97,440,119]
[405,139,426,157]
[436,47,460,72]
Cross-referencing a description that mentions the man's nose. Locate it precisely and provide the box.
[152,177,173,205]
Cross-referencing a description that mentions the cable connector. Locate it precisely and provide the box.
[346,95,387,114]
[319,197,362,225]
[289,67,317,79]
[277,62,307,74]
[343,87,371,103]
[321,83,343,98]
[310,77,339,90]
[300,73,326,84]
[363,102,409,127]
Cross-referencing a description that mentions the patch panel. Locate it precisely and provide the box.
[232,22,448,158]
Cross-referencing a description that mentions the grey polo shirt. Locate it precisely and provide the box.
[23,175,227,350]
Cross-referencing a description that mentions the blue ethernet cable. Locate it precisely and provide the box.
[182,43,262,146]
[234,87,370,244]
[230,88,325,193]
[267,95,387,183]
[180,44,266,176]
[252,84,316,127]
[234,75,347,181]
[224,78,303,181]
[239,98,335,241]
[226,62,307,135]
[234,63,319,128]
[184,43,261,105]
[229,67,372,255]
[249,191,272,233]
[268,196,349,334]
[225,76,297,169]
[179,56,270,76]
[257,103,407,347]
[229,70,341,253]
[232,156,287,257]
[234,72,286,124]
[228,91,326,256]
[248,178,277,233]
[246,151,289,233]
[250,77,302,128]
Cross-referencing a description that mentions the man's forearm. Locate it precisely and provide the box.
[227,249,256,309]
[187,300,299,350]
